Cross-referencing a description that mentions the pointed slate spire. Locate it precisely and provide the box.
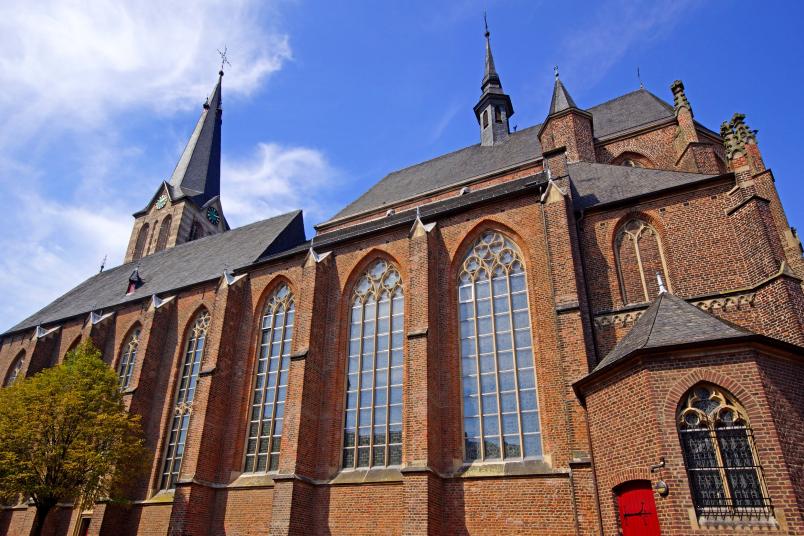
[169,71,223,207]
[481,14,501,92]
[474,15,513,146]
[548,67,578,115]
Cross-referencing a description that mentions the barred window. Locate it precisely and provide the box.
[615,219,670,304]
[678,383,772,519]
[159,310,210,490]
[243,284,294,473]
[3,352,24,387]
[117,327,140,389]
[342,259,403,469]
[459,231,542,461]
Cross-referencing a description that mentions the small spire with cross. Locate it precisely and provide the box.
[484,11,489,38]
[554,65,559,80]
[657,272,667,294]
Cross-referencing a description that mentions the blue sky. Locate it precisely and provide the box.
[1,0,802,330]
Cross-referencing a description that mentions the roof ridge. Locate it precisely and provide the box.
[640,292,666,350]
[570,161,716,177]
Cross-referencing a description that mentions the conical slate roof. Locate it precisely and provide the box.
[481,29,502,92]
[548,78,578,115]
[168,72,224,206]
[593,292,753,372]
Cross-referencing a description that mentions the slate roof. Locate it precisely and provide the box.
[134,74,223,216]
[548,79,578,115]
[325,89,681,225]
[568,161,717,211]
[4,210,306,334]
[593,292,753,373]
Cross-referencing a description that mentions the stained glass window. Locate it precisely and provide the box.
[342,259,404,469]
[117,327,140,389]
[678,383,772,518]
[159,310,210,490]
[243,284,294,473]
[3,352,24,387]
[459,231,541,461]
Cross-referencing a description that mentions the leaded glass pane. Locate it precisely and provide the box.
[459,231,542,461]
[342,260,404,469]
[159,310,210,490]
[117,328,141,389]
[243,284,295,473]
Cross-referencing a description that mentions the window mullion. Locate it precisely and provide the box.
[471,276,484,461]
[369,294,380,466]
[506,268,526,460]
[384,293,393,467]
[487,268,504,460]
[255,312,272,463]
[353,299,365,470]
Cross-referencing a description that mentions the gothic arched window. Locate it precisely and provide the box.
[615,219,670,305]
[4,352,25,387]
[159,310,210,490]
[244,284,294,473]
[678,383,771,517]
[612,151,654,169]
[342,259,404,469]
[459,231,542,461]
[117,327,141,389]
[155,216,172,253]
[133,223,150,260]
[188,221,202,242]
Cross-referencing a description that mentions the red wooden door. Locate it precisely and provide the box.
[616,480,661,536]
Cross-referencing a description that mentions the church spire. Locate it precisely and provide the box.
[547,67,579,116]
[169,70,223,207]
[473,15,514,147]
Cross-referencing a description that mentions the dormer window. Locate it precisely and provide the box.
[127,268,143,295]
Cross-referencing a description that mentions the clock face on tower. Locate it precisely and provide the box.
[155,194,168,210]
[206,206,220,225]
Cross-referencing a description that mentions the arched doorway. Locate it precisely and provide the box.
[616,480,661,536]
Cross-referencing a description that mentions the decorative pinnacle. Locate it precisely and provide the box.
[554,65,559,80]
[731,113,757,145]
[670,79,692,117]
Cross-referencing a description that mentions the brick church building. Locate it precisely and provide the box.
[1,27,803,536]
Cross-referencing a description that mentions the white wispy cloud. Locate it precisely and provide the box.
[223,143,341,228]
[0,0,342,330]
[0,0,291,148]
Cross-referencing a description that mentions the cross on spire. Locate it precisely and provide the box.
[217,46,231,74]
[554,65,559,80]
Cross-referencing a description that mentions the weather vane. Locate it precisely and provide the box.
[217,46,231,73]
[483,11,489,36]
[554,65,559,80]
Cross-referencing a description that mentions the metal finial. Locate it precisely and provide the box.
[415,206,421,220]
[554,65,559,80]
[217,45,231,74]
[637,66,643,89]
[483,12,489,37]
[657,272,667,294]
[99,254,107,273]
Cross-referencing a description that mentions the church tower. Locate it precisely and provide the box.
[123,71,229,263]
[473,20,514,147]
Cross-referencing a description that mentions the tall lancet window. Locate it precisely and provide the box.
[244,284,294,473]
[678,383,772,518]
[133,223,150,261]
[155,216,172,253]
[342,259,404,469]
[117,327,141,389]
[459,231,542,461]
[159,310,210,490]
[615,219,670,304]
[4,352,25,387]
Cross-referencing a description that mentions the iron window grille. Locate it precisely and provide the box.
[678,384,773,520]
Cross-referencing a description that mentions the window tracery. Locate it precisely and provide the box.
[159,310,210,490]
[342,259,404,469]
[678,383,771,518]
[458,231,542,461]
[117,327,140,389]
[615,219,670,304]
[243,284,294,473]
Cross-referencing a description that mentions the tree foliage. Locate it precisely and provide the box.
[0,341,147,534]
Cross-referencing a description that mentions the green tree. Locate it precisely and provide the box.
[0,341,147,536]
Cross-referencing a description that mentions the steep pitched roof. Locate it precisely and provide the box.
[548,78,578,115]
[593,292,753,373]
[4,210,305,335]
[568,161,717,211]
[134,74,223,216]
[323,89,680,225]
